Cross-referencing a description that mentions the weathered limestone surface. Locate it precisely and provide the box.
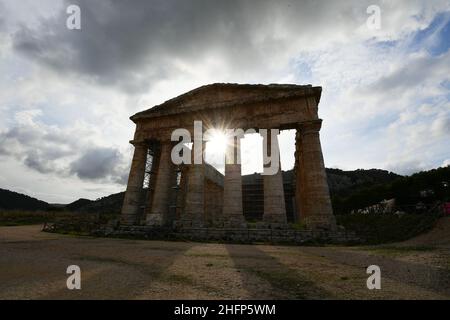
[183,165,205,227]
[183,143,206,227]
[204,164,224,226]
[105,225,359,244]
[146,142,176,226]
[262,132,287,224]
[121,142,148,225]
[222,135,246,228]
[204,179,223,226]
[296,120,336,230]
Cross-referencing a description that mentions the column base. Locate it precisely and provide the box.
[179,215,206,228]
[223,216,247,229]
[120,214,137,226]
[173,219,196,229]
[302,214,337,231]
[262,214,287,224]
[145,213,164,227]
[191,221,206,228]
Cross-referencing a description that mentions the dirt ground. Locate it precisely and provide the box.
[1,221,450,300]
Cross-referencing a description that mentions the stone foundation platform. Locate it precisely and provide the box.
[92,225,359,245]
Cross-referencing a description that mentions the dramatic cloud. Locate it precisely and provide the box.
[0,109,129,184]
[11,0,449,94]
[70,147,127,183]
[0,0,449,202]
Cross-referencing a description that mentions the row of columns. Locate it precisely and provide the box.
[121,120,336,230]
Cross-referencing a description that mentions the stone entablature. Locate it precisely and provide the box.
[121,83,337,231]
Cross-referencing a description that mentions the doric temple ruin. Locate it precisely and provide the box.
[120,83,337,232]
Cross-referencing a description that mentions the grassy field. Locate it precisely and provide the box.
[0,210,117,226]
[0,210,71,226]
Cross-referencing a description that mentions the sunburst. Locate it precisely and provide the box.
[205,128,228,155]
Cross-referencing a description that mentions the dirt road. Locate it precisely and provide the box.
[1,224,449,299]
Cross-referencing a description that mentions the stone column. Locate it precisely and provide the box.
[175,165,188,222]
[183,141,206,227]
[296,120,336,231]
[222,135,246,228]
[262,131,287,224]
[121,141,148,225]
[146,141,176,227]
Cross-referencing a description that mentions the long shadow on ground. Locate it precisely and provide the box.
[0,232,195,299]
[225,244,332,299]
[301,247,450,297]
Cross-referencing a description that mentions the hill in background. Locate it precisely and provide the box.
[66,192,125,214]
[327,168,401,197]
[1,166,448,215]
[0,188,49,211]
[333,166,450,214]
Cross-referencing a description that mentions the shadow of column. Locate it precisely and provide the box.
[225,244,330,299]
[301,247,450,297]
[33,238,197,299]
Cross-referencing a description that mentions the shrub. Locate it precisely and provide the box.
[337,213,440,244]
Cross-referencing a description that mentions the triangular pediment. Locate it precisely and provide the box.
[131,83,321,121]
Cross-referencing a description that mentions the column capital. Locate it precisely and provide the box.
[129,140,147,147]
[159,139,176,147]
[257,128,280,136]
[298,119,323,134]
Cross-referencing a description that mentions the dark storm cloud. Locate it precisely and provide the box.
[0,123,70,172]
[11,0,366,93]
[23,150,54,174]
[0,1,5,27]
[12,0,266,93]
[0,120,128,184]
[70,147,124,180]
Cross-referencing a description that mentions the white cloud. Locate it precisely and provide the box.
[0,0,449,201]
[0,107,131,185]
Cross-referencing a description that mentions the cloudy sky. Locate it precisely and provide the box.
[0,0,449,203]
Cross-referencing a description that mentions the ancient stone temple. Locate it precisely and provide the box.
[120,83,336,231]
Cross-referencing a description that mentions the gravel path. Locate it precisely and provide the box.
[1,225,449,300]
[301,246,450,296]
